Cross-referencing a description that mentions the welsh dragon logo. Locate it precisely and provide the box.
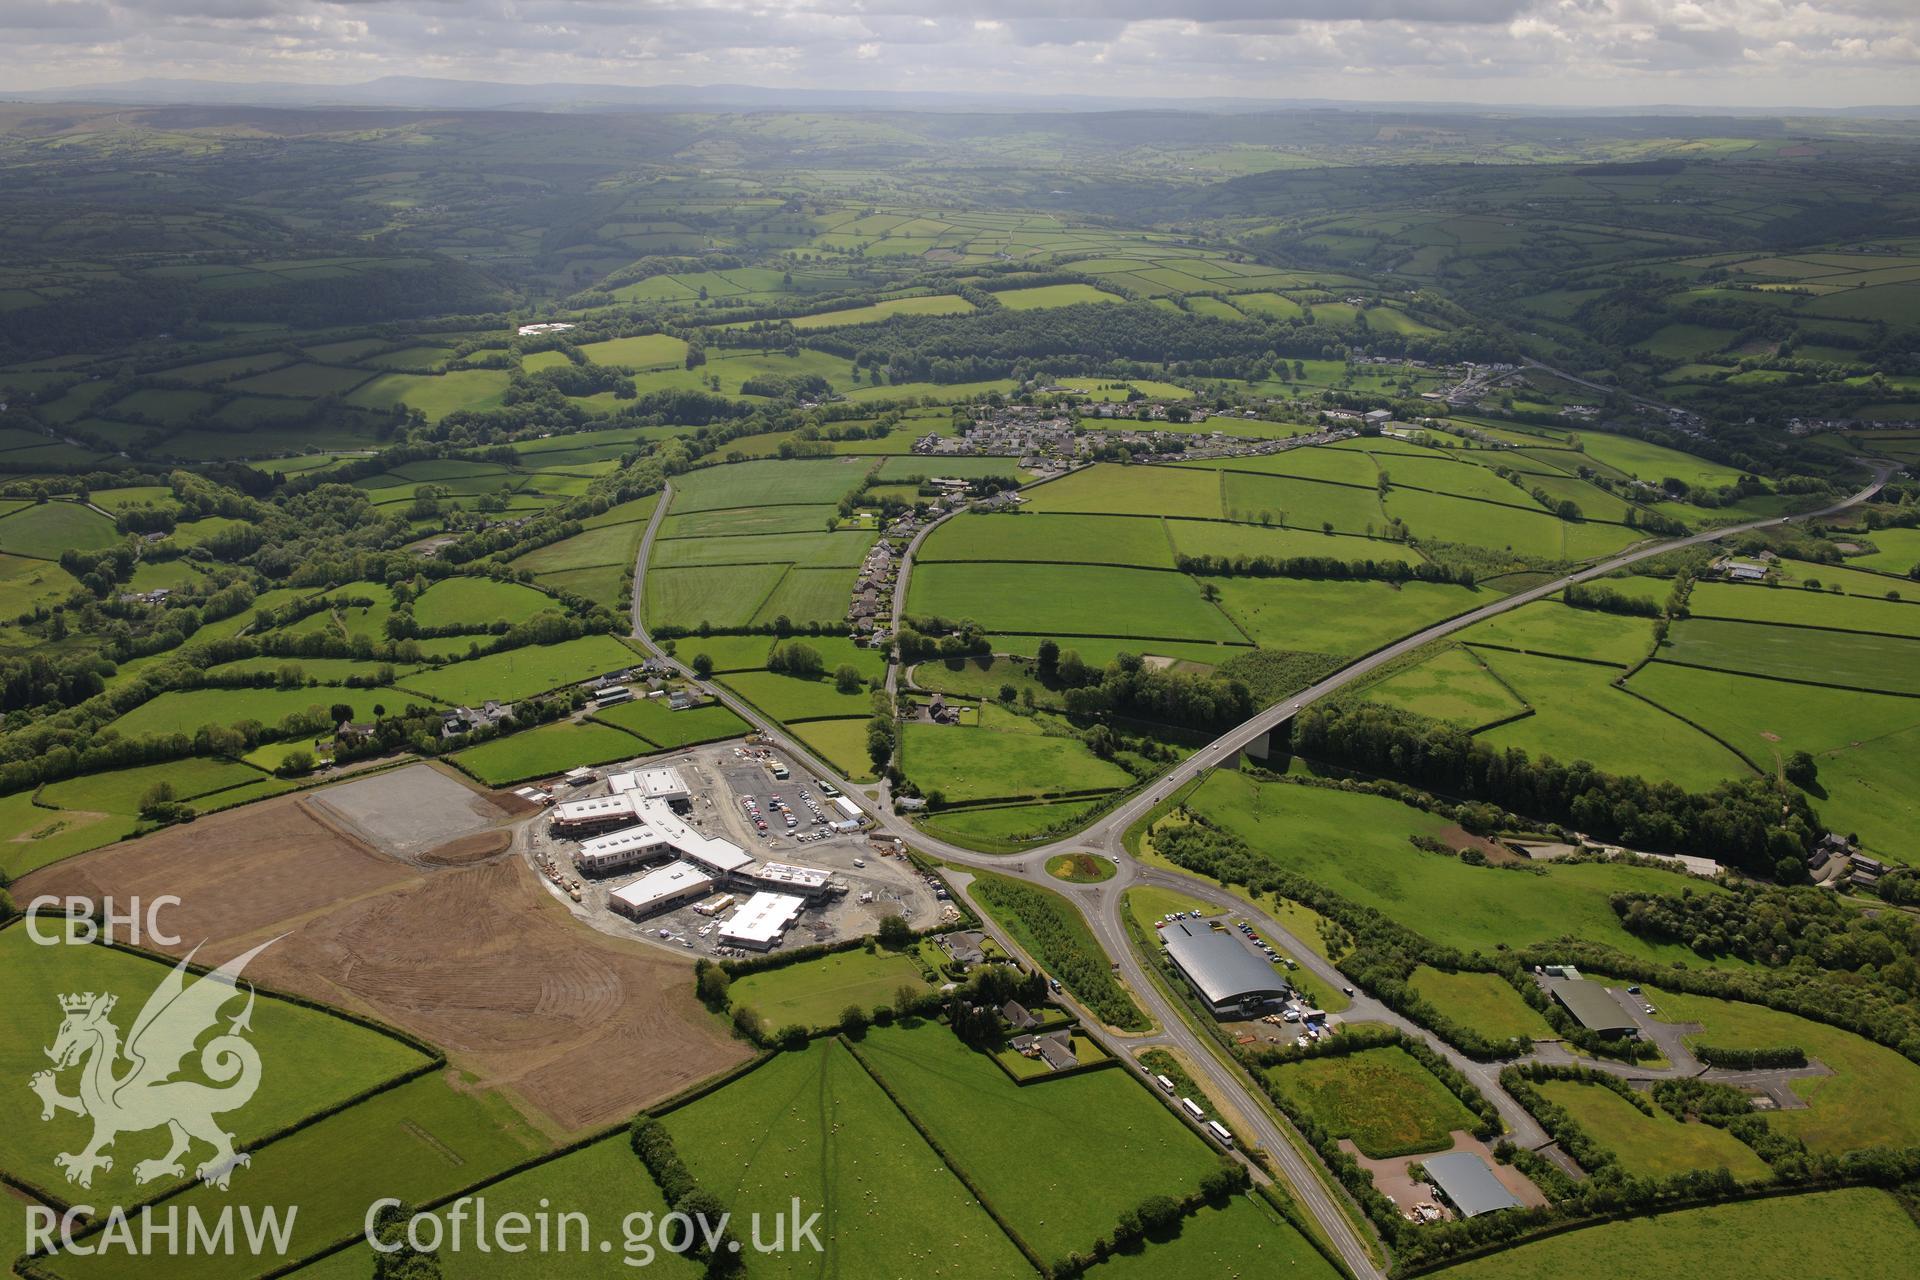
[30,939,276,1191]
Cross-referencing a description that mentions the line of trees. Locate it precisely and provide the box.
[1172,553,1477,586]
[1289,701,1820,879]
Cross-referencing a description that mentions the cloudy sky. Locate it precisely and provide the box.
[3,0,1917,107]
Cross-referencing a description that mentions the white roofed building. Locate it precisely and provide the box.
[551,793,639,835]
[640,767,691,802]
[610,862,713,920]
[720,893,807,950]
[744,861,833,900]
[575,823,678,876]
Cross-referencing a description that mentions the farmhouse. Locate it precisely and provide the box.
[938,929,988,967]
[1010,1029,1078,1072]
[609,861,714,921]
[1161,921,1289,1017]
[1423,1153,1522,1218]
[719,892,808,951]
[1547,978,1637,1038]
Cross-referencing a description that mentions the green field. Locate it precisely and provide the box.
[902,718,1133,802]
[644,564,786,630]
[787,293,974,329]
[1431,1188,1918,1280]
[1165,518,1422,565]
[790,716,881,781]
[1388,488,1635,561]
[398,634,640,704]
[1847,527,1920,574]
[1221,471,1387,535]
[909,561,1246,642]
[1661,618,1920,694]
[665,1039,1034,1280]
[1023,463,1223,519]
[728,949,933,1030]
[1085,1193,1339,1280]
[1451,599,1658,665]
[918,512,1177,568]
[1205,578,1482,655]
[0,791,140,878]
[42,1073,545,1280]
[668,458,876,512]
[108,687,385,737]
[509,520,649,575]
[576,333,690,368]
[2,929,431,1208]
[1123,885,1212,934]
[992,283,1122,310]
[1624,661,1920,860]
[1170,770,1726,963]
[1473,648,1753,790]
[750,566,862,628]
[0,501,120,558]
[720,669,874,721]
[672,632,776,671]
[589,694,749,748]
[1407,967,1554,1045]
[852,1022,1221,1262]
[1685,582,1920,638]
[660,504,838,539]
[1265,1045,1478,1158]
[451,720,651,785]
[346,369,512,421]
[1575,432,1748,492]
[1533,1080,1771,1180]
[1643,986,1920,1156]
[1359,646,1527,726]
[36,757,265,813]
[304,1134,697,1280]
[413,576,558,629]
[919,798,1106,849]
[650,529,874,568]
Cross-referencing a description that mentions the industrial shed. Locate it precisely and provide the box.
[1161,921,1288,1017]
[1549,978,1638,1037]
[1424,1153,1522,1218]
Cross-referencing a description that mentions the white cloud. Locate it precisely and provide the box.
[0,0,1912,106]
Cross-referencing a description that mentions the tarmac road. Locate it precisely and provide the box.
[627,459,1892,1279]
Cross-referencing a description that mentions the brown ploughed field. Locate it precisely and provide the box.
[19,786,745,1137]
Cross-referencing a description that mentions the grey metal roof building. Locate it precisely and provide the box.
[1548,978,1637,1037]
[1162,922,1289,1017]
[1424,1153,1522,1218]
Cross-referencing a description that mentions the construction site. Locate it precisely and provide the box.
[524,738,951,957]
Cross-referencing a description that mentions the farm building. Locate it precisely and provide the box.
[610,862,714,921]
[1548,978,1637,1038]
[1161,921,1289,1017]
[719,893,808,951]
[1424,1153,1522,1218]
